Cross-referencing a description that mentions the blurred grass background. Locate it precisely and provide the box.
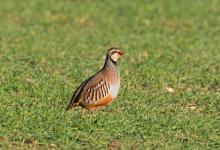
[0,0,219,149]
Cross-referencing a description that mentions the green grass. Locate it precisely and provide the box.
[0,0,220,149]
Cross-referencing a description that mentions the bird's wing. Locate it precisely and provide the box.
[79,75,111,106]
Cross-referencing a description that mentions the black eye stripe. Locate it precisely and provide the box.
[109,50,118,55]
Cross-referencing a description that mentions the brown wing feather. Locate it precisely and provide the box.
[78,76,111,107]
[66,71,111,110]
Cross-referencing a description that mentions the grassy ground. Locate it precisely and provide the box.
[0,0,219,149]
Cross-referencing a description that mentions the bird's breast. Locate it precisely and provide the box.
[109,81,120,98]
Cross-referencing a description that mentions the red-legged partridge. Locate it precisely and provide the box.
[66,48,123,110]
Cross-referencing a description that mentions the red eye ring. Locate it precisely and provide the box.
[117,51,123,56]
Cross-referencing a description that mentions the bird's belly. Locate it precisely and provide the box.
[109,82,120,98]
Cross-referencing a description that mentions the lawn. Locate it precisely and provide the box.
[0,0,219,149]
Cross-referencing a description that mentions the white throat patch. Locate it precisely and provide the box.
[110,53,119,62]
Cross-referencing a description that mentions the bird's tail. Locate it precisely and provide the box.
[66,102,79,111]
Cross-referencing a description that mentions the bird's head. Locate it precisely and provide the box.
[107,47,123,63]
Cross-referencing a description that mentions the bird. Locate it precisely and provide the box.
[66,47,123,111]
